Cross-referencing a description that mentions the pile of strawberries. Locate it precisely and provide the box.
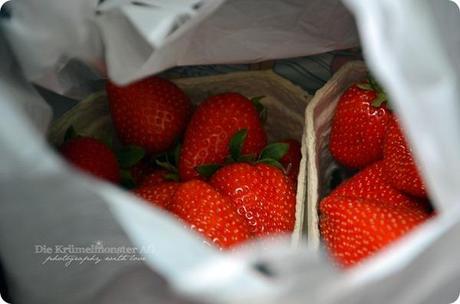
[320,79,434,267]
[59,76,301,249]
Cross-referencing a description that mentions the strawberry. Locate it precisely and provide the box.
[169,180,251,249]
[133,182,179,209]
[179,93,267,181]
[210,162,296,237]
[279,139,301,186]
[329,81,393,168]
[61,137,120,183]
[106,76,192,154]
[330,161,428,210]
[319,195,431,267]
[383,118,427,198]
[140,169,169,187]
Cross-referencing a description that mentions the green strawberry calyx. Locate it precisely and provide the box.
[257,142,289,170]
[117,145,145,169]
[196,164,222,179]
[250,96,267,123]
[119,169,136,189]
[196,129,289,178]
[356,75,391,109]
[117,145,146,189]
[120,142,180,188]
[153,142,181,181]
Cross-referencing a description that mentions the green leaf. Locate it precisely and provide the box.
[239,154,257,163]
[257,158,285,171]
[229,129,248,161]
[251,96,265,104]
[251,96,267,122]
[155,159,178,173]
[196,164,222,179]
[64,126,78,142]
[164,172,179,181]
[357,75,390,109]
[371,92,387,107]
[119,169,136,189]
[356,83,372,91]
[117,146,145,168]
[259,143,289,161]
[259,107,267,123]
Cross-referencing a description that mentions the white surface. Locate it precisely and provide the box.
[2,0,358,95]
[0,0,460,303]
[452,292,460,304]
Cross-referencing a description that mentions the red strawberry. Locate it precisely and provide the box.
[329,82,392,168]
[169,180,251,249]
[133,182,179,209]
[330,161,428,210]
[320,195,431,267]
[106,76,192,154]
[210,163,296,237]
[61,137,120,183]
[383,118,427,198]
[140,169,169,187]
[179,93,267,181]
[279,139,301,186]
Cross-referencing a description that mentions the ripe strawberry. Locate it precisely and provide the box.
[279,139,301,186]
[169,180,251,249]
[329,82,392,168]
[179,93,267,181]
[330,161,428,210]
[383,118,427,198]
[61,137,120,183]
[133,182,179,209]
[319,195,431,267]
[106,76,192,154]
[210,163,296,237]
[140,169,169,187]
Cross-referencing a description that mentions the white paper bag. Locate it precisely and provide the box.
[2,0,358,95]
[1,0,460,303]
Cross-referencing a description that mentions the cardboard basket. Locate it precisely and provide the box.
[304,61,367,249]
[48,69,312,245]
